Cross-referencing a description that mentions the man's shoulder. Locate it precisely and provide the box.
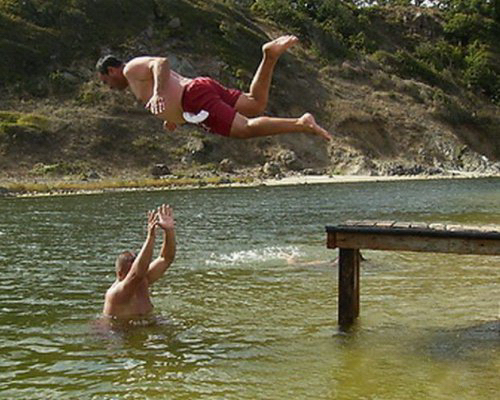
[124,56,161,71]
[105,282,121,299]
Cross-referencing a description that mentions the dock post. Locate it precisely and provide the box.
[338,248,360,328]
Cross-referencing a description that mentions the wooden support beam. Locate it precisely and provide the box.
[338,248,360,328]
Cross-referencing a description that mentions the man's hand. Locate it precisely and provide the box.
[145,94,165,115]
[147,209,158,235]
[156,204,174,231]
[163,120,177,132]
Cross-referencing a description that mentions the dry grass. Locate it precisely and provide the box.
[3,175,255,196]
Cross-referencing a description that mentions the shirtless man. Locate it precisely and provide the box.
[103,204,175,319]
[96,35,331,140]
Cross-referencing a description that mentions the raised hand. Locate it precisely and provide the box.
[156,204,174,231]
[147,209,158,235]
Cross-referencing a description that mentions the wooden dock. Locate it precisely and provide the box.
[326,220,500,328]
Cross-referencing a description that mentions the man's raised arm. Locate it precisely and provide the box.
[147,204,176,285]
[120,210,158,291]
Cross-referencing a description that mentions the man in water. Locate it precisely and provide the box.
[96,35,331,141]
[103,204,176,318]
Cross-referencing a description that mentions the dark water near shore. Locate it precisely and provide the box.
[0,178,499,399]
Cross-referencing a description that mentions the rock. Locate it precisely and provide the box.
[167,54,196,76]
[145,26,154,38]
[0,187,10,197]
[276,149,302,171]
[262,161,281,177]
[351,156,378,176]
[302,168,326,175]
[219,177,232,184]
[168,17,181,29]
[151,163,171,177]
[86,170,101,180]
[185,138,213,163]
[384,163,425,176]
[219,158,234,173]
[426,167,443,175]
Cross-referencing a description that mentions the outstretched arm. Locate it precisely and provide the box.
[147,204,176,285]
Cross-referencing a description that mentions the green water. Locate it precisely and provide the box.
[0,178,499,399]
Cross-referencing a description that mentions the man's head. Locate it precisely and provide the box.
[96,55,128,90]
[115,251,136,280]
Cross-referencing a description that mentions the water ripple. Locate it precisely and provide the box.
[0,179,499,399]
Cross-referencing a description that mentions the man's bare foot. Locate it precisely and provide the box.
[299,113,332,141]
[262,35,299,59]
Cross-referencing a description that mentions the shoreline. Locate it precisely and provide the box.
[1,171,498,198]
[259,172,499,186]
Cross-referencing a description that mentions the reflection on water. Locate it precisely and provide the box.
[0,178,499,399]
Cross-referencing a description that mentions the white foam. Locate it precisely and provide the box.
[205,245,301,267]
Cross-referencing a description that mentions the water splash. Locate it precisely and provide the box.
[205,245,302,267]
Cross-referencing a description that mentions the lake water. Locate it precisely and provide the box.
[0,178,499,399]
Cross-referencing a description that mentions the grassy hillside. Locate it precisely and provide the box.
[0,0,499,183]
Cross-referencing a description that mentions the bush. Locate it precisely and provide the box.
[0,0,152,86]
[251,0,358,59]
[30,161,90,176]
[443,12,488,45]
[0,111,54,148]
[414,40,464,72]
[432,89,476,125]
[372,50,445,88]
[464,41,499,98]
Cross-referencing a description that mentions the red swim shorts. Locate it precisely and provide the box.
[181,77,242,136]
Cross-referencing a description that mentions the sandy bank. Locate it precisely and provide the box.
[260,172,499,186]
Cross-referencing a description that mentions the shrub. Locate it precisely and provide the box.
[31,161,90,176]
[414,40,464,72]
[0,111,54,147]
[443,12,487,45]
[464,41,499,98]
[432,89,476,125]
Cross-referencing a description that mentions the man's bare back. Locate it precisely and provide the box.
[103,271,153,318]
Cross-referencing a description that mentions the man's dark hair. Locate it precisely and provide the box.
[96,55,124,75]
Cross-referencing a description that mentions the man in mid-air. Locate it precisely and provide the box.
[96,35,331,141]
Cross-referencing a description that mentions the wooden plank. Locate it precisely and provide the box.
[410,222,428,229]
[343,220,378,227]
[447,224,464,232]
[474,225,500,233]
[357,220,378,227]
[338,248,360,328]
[429,223,446,231]
[393,222,412,229]
[333,232,500,255]
[458,224,500,233]
[375,221,396,228]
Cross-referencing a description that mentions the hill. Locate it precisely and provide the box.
[0,0,499,188]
